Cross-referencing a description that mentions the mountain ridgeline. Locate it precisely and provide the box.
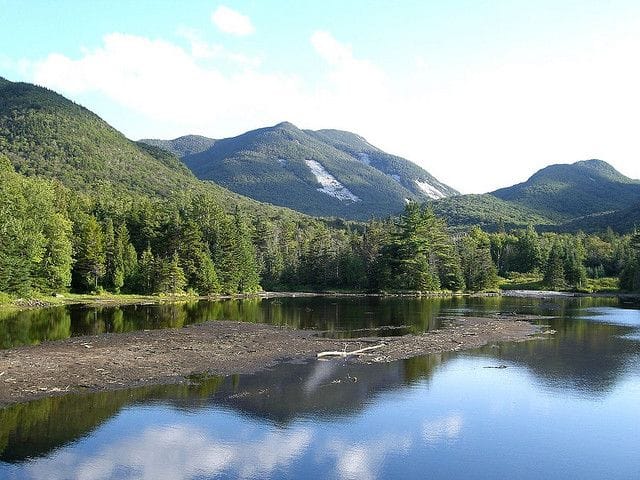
[0,78,196,200]
[139,135,216,158]
[429,159,640,232]
[491,159,640,221]
[142,122,458,220]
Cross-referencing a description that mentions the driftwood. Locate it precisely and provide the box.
[317,344,385,358]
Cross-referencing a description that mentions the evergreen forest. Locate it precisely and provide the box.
[2,152,639,298]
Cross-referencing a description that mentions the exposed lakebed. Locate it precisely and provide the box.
[1,296,639,479]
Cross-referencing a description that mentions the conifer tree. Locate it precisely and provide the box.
[543,240,566,289]
[73,216,106,291]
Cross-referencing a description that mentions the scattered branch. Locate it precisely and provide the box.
[317,344,385,358]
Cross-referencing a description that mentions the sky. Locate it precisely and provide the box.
[1,0,640,193]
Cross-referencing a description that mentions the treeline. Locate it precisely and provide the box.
[2,154,640,297]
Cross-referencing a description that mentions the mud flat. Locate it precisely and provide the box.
[0,316,541,406]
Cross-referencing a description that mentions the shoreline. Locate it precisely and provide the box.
[2,288,638,312]
[0,316,541,406]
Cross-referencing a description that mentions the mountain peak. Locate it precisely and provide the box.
[573,159,625,177]
[491,158,640,221]
[272,121,299,131]
[139,134,216,158]
[179,122,457,220]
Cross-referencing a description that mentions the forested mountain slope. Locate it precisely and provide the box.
[491,159,640,221]
[0,78,196,199]
[145,122,458,220]
[429,159,640,231]
[0,77,307,220]
[139,135,216,158]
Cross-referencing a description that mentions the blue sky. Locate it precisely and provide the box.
[2,0,640,193]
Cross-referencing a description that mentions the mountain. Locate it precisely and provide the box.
[138,134,216,158]
[429,159,640,231]
[143,122,458,220]
[429,194,553,231]
[557,203,640,233]
[0,77,201,199]
[491,159,640,221]
[0,77,303,220]
[304,129,457,199]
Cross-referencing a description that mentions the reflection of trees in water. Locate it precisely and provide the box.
[0,354,448,462]
[474,317,638,394]
[0,307,70,348]
[0,377,228,462]
[0,295,625,349]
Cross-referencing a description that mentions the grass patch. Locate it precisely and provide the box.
[586,277,619,293]
[499,272,545,290]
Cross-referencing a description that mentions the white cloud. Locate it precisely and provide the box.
[29,32,307,137]
[22,424,312,480]
[177,26,262,67]
[211,5,255,36]
[323,433,412,480]
[422,413,464,444]
[21,26,640,193]
[310,31,353,65]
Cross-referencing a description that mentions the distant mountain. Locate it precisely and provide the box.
[304,129,457,199]
[429,194,553,231]
[491,159,640,221]
[139,134,216,158]
[429,159,640,231]
[143,122,458,220]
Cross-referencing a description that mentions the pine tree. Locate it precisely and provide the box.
[620,233,640,292]
[510,226,542,273]
[154,252,187,294]
[543,240,566,289]
[458,227,498,291]
[73,215,106,292]
[234,211,261,293]
[176,221,220,294]
[136,245,155,294]
[104,218,125,292]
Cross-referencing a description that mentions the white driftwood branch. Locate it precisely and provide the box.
[317,344,385,358]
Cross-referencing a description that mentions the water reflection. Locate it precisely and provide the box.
[0,295,626,349]
[1,298,639,479]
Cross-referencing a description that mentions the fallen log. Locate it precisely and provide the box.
[317,344,385,358]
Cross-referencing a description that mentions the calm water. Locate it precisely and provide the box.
[1,296,639,479]
[0,294,632,348]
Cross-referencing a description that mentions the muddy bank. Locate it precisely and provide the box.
[0,317,541,406]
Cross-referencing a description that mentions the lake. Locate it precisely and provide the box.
[1,296,639,479]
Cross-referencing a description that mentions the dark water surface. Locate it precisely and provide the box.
[0,294,631,348]
[1,296,639,479]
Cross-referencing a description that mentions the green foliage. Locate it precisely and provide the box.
[458,227,499,291]
[492,159,640,221]
[430,160,640,233]
[177,122,457,220]
[154,252,187,294]
[542,236,587,290]
[0,155,72,295]
[138,135,216,158]
[73,215,106,292]
[0,80,196,200]
[1,77,638,299]
[619,233,640,292]
[380,203,463,291]
[429,194,551,231]
[543,241,566,289]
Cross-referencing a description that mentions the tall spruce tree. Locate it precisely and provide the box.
[73,216,106,292]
